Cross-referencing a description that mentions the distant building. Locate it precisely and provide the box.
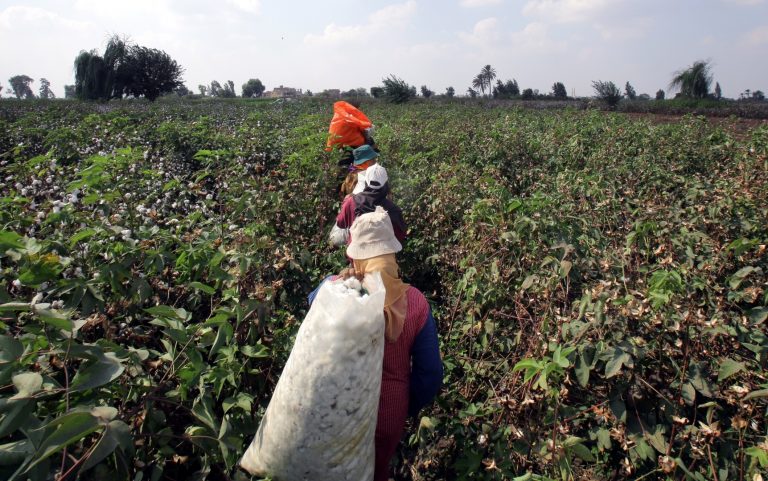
[264,86,302,98]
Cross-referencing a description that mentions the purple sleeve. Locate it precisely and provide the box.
[336,196,356,229]
[408,307,442,417]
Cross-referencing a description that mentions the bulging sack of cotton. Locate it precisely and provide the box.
[240,273,386,481]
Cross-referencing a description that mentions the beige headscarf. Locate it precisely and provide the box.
[353,253,409,342]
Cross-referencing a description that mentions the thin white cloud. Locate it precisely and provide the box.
[0,5,89,30]
[523,0,614,23]
[226,0,261,14]
[460,0,503,7]
[459,17,500,46]
[305,1,417,45]
[742,25,768,45]
[722,0,764,5]
[594,16,651,40]
[509,22,567,54]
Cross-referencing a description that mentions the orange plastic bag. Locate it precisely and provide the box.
[325,101,372,151]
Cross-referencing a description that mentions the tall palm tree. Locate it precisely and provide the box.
[472,75,485,97]
[669,60,713,99]
[481,64,497,97]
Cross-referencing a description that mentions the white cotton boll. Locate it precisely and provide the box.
[121,229,132,238]
[206,194,213,200]
[343,277,362,292]
[12,279,22,288]
[52,206,61,214]
[125,193,132,199]
[229,224,237,231]
[14,182,23,190]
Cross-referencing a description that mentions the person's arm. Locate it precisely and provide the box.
[409,308,443,417]
[335,196,355,229]
[385,202,407,243]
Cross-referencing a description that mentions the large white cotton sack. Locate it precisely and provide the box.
[240,273,386,481]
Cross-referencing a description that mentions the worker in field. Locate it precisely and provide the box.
[333,159,406,248]
[326,100,377,197]
[310,207,442,481]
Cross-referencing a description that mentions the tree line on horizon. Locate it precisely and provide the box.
[2,39,766,104]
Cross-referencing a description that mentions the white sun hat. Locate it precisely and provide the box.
[346,206,402,260]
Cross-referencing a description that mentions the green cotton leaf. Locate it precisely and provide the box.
[604,347,632,378]
[729,266,760,290]
[609,398,627,423]
[33,308,73,331]
[747,307,768,324]
[688,364,714,398]
[681,382,696,405]
[569,441,595,462]
[18,255,64,286]
[717,358,746,382]
[742,388,768,401]
[78,420,131,473]
[10,372,43,400]
[0,400,33,438]
[521,275,536,291]
[209,323,233,358]
[575,352,590,387]
[596,428,611,452]
[69,353,125,392]
[240,344,269,359]
[69,229,97,247]
[189,282,216,295]
[25,412,101,471]
[745,446,768,468]
[0,439,33,466]
[191,394,218,433]
[145,305,189,321]
[646,425,668,453]
[0,230,25,252]
[0,302,32,313]
[0,335,23,363]
[222,393,253,414]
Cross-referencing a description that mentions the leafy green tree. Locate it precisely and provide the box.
[9,75,35,99]
[752,90,765,101]
[472,75,485,97]
[655,89,665,100]
[209,81,223,97]
[63,85,75,98]
[38,78,55,99]
[121,47,184,101]
[0,82,3,97]
[445,86,455,98]
[521,88,534,100]
[592,80,622,108]
[467,87,478,98]
[552,82,567,99]
[493,79,520,99]
[420,85,434,98]
[198,85,208,96]
[36,82,51,100]
[714,82,722,100]
[382,75,416,103]
[74,36,183,101]
[624,82,636,100]
[219,80,236,98]
[480,64,496,97]
[370,86,384,98]
[242,78,265,98]
[175,85,190,96]
[669,60,713,99]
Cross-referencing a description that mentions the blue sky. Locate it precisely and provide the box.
[1,0,766,98]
